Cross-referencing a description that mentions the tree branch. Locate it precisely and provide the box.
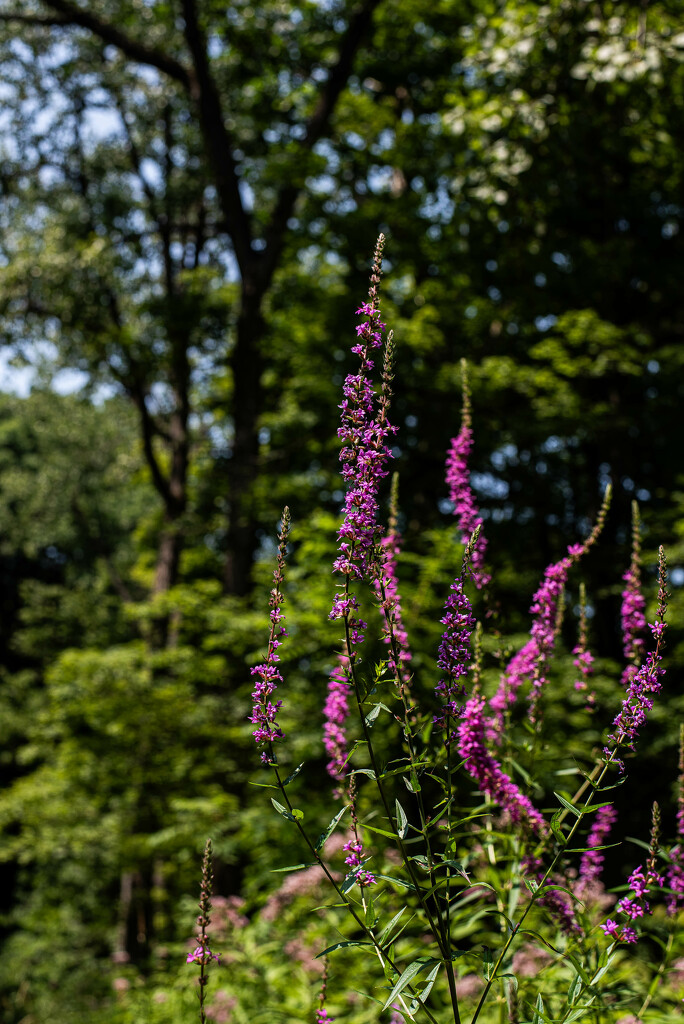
[180,0,253,276]
[260,0,382,285]
[34,0,193,88]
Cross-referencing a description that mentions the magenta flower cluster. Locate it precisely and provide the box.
[186,944,220,965]
[323,658,351,782]
[602,861,663,944]
[250,509,290,763]
[490,546,581,728]
[605,621,667,771]
[434,575,475,732]
[577,805,617,895]
[375,525,412,685]
[621,563,646,686]
[332,298,395,589]
[445,404,490,589]
[343,838,375,888]
[457,695,547,835]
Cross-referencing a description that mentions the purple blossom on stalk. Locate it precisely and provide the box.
[342,838,375,887]
[523,854,580,935]
[374,474,412,689]
[666,724,684,914]
[457,695,547,835]
[602,803,662,944]
[573,581,597,712]
[331,235,396,600]
[445,360,490,589]
[577,805,617,897]
[621,501,646,686]
[250,508,291,764]
[323,656,351,783]
[434,570,476,733]
[187,839,219,1024]
[489,489,610,732]
[604,547,667,772]
[343,779,375,888]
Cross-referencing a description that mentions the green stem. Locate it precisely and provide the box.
[270,757,442,1024]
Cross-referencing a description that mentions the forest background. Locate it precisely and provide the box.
[0,1,682,1022]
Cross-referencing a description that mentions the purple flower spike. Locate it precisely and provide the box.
[577,805,617,897]
[331,235,396,602]
[604,549,667,772]
[457,695,547,835]
[489,489,611,733]
[435,574,476,733]
[602,803,662,943]
[250,509,291,762]
[323,657,351,783]
[445,361,490,589]
[621,501,646,687]
[374,475,412,688]
[343,838,375,888]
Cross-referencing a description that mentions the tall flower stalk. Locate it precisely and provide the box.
[604,546,667,772]
[621,500,646,686]
[445,360,490,590]
[186,839,220,1024]
[250,508,291,764]
[490,488,610,730]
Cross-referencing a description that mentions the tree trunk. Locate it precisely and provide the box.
[224,281,264,595]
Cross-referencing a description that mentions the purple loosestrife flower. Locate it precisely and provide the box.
[605,547,667,773]
[573,582,597,712]
[445,361,490,589]
[577,805,617,897]
[523,854,580,935]
[250,509,290,764]
[434,573,476,733]
[490,490,610,732]
[457,695,547,835]
[621,502,646,687]
[602,803,662,943]
[666,724,684,914]
[331,236,396,598]
[374,475,412,688]
[323,656,351,783]
[342,838,375,887]
[343,779,375,887]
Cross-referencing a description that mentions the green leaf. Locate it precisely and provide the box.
[553,792,580,818]
[413,962,441,1008]
[374,874,418,892]
[343,740,366,766]
[550,808,567,842]
[283,762,305,786]
[271,862,317,873]
[364,891,377,928]
[315,805,348,851]
[315,941,373,958]
[377,907,409,946]
[382,957,441,1010]
[271,798,296,822]
[567,972,583,1006]
[395,799,409,839]
[364,702,392,727]
[532,992,547,1024]
[351,768,377,780]
[360,822,396,839]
